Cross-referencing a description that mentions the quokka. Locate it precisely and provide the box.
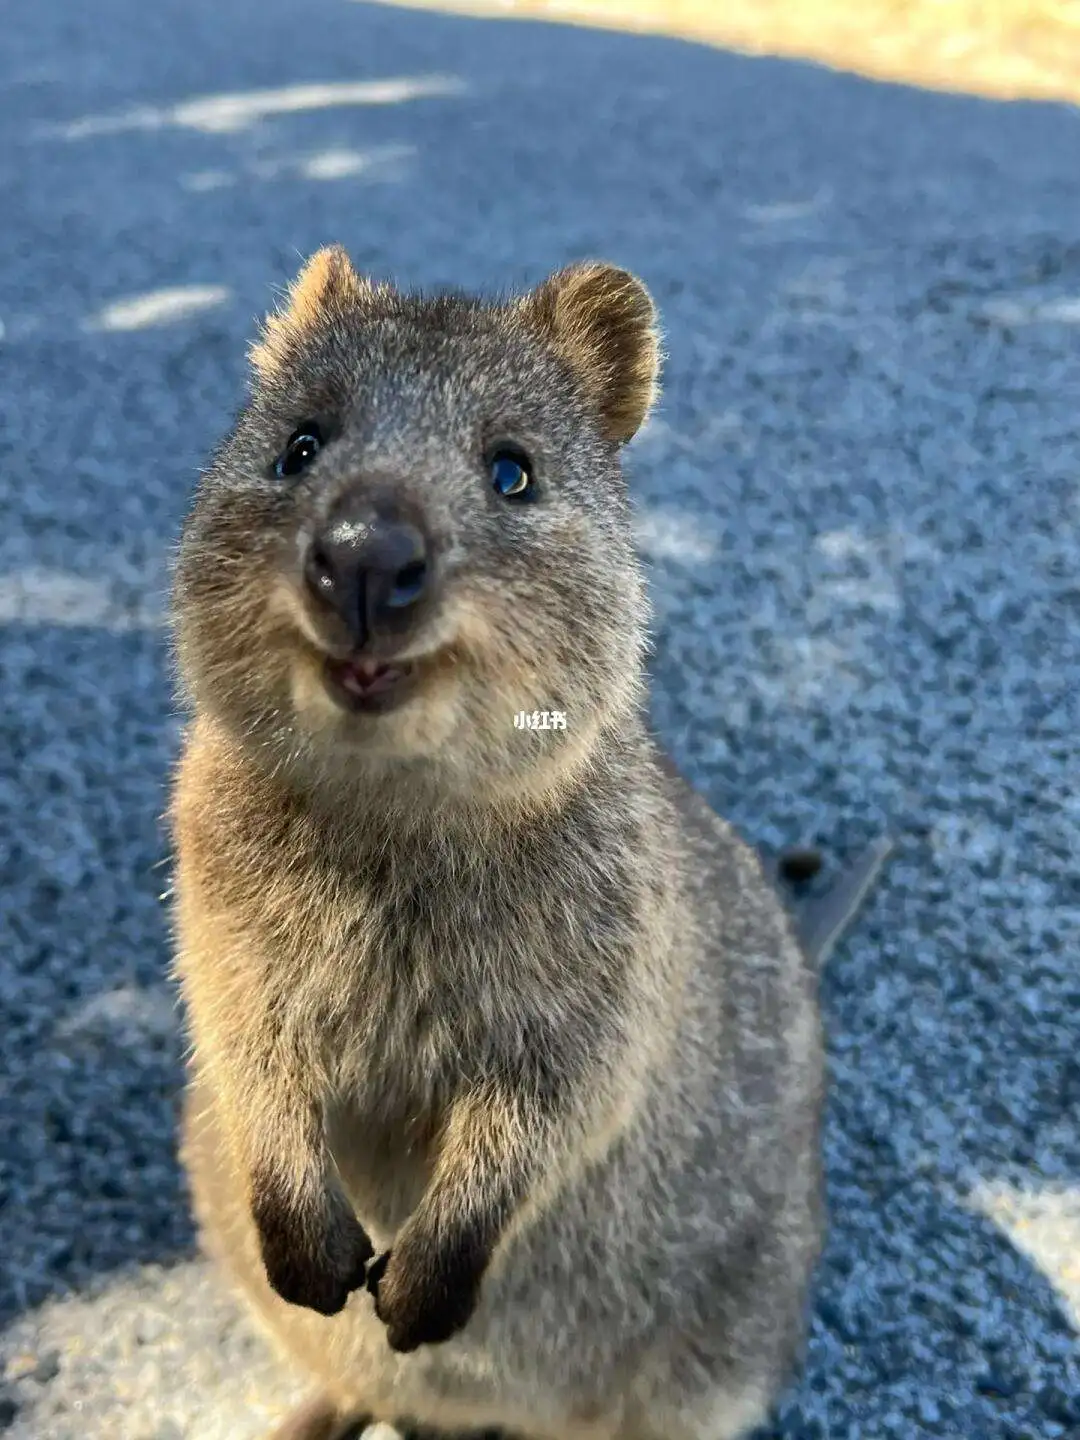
[170,247,889,1440]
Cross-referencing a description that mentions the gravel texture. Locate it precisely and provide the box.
[1,2,1079,1437]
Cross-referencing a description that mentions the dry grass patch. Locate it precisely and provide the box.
[374,0,1080,102]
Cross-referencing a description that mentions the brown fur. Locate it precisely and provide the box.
[251,244,377,382]
[515,262,662,445]
[265,1391,359,1440]
[170,250,836,1440]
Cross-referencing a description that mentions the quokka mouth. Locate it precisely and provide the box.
[323,654,419,715]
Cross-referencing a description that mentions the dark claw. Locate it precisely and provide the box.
[253,1184,374,1317]
[369,1231,486,1351]
[263,1249,358,1316]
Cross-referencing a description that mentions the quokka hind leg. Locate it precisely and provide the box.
[265,1390,372,1440]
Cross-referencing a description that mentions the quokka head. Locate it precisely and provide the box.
[173,246,662,807]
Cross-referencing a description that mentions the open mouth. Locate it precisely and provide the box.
[323,654,419,714]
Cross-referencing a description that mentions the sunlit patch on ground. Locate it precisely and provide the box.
[979,294,1080,326]
[84,286,231,333]
[967,1182,1080,1328]
[0,1258,411,1439]
[363,0,1080,102]
[0,1263,308,1440]
[44,77,468,141]
[178,143,417,192]
[0,568,166,629]
[633,505,719,563]
[53,986,179,1050]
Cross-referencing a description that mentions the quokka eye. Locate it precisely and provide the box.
[490,447,536,501]
[274,423,324,479]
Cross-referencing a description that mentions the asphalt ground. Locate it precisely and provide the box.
[1,2,1078,1435]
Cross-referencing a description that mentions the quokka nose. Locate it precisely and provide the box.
[304,503,430,647]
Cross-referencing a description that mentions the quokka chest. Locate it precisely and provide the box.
[325,1084,445,1240]
[233,798,634,1073]
[259,858,534,1078]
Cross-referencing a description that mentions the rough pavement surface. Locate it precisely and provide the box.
[1,1,1079,1436]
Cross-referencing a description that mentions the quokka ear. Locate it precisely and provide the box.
[517,261,662,444]
[249,245,374,381]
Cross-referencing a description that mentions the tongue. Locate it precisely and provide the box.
[339,661,403,696]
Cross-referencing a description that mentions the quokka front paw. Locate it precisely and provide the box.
[366,1224,487,1352]
[252,1177,374,1317]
